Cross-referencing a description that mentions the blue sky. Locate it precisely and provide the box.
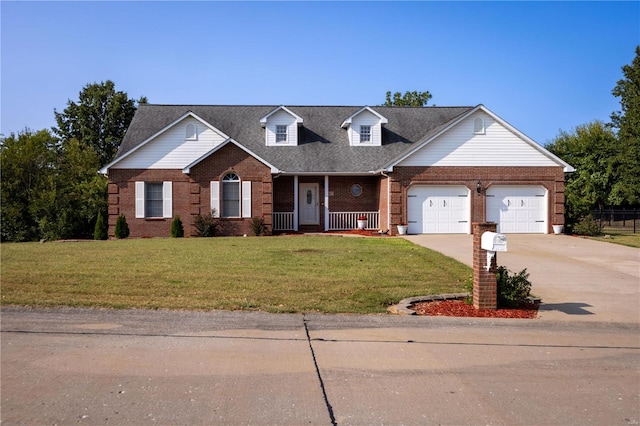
[2,1,638,145]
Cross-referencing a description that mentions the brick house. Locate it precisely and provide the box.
[99,104,573,237]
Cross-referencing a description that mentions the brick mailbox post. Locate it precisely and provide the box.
[472,222,498,310]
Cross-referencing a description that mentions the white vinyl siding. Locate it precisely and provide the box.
[135,181,172,218]
[113,117,226,169]
[398,112,559,167]
[349,110,382,146]
[265,110,298,146]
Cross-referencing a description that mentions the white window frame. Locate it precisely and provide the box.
[186,123,198,140]
[135,181,172,219]
[275,124,288,143]
[360,125,371,143]
[213,174,252,219]
[473,117,485,135]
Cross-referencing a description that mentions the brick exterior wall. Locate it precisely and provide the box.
[389,166,566,234]
[107,144,273,238]
[108,158,566,237]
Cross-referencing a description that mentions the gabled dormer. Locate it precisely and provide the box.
[260,106,304,146]
[341,106,388,146]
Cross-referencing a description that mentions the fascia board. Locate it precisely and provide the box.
[99,111,230,174]
[182,138,280,174]
[383,105,481,169]
[341,106,388,128]
[477,106,575,172]
[259,106,304,127]
[384,105,575,173]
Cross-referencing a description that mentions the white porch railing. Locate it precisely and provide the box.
[273,212,294,231]
[329,211,379,230]
[272,211,380,231]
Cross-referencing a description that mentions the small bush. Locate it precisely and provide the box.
[572,214,601,236]
[94,212,108,240]
[114,214,130,239]
[170,215,184,238]
[496,266,531,308]
[250,215,267,236]
[193,210,220,237]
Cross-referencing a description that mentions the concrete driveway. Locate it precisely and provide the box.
[404,234,640,323]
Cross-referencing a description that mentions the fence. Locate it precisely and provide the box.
[591,208,639,234]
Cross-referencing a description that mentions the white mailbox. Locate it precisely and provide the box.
[481,231,507,270]
[481,232,507,252]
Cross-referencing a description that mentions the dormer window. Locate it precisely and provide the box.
[186,123,197,140]
[260,106,303,146]
[341,107,388,146]
[275,125,288,143]
[360,125,371,143]
[473,117,485,135]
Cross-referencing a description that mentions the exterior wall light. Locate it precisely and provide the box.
[476,180,483,194]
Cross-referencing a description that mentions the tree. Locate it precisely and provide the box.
[94,211,108,240]
[45,139,108,240]
[546,121,620,228]
[383,90,432,107]
[610,46,640,205]
[0,129,58,241]
[53,80,140,167]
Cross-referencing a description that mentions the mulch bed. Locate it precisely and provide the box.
[412,299,539,319]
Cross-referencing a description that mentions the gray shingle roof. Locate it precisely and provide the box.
[116,105,474,174]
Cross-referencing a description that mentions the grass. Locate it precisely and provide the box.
[590,232,640,248]
[0,236,470,314]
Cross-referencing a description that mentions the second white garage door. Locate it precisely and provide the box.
[407,185,470,234]
[486,185,547,233]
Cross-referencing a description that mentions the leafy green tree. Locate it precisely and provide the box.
[546,121,620,227]
[0,129,57,241]
[610,46,640,205]
[45,139,107,240]
[383,90,432,107]
[53,80,140,167]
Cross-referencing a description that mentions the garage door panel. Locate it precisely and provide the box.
[407,186,470,234]
[486,186,547,233]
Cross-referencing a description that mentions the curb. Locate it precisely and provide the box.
[388,293,470,315]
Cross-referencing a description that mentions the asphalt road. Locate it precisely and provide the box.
[2,307,639,425]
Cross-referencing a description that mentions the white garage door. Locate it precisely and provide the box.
[407,185,470,234]
[486,186,547,233]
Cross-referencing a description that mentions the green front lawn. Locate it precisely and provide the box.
[590,233,640,248]
[1,236,470,314]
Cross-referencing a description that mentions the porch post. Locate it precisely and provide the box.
[324,175,330,231]
[293,175,299,231]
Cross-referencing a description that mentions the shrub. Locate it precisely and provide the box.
[114,214,130,239]
[170,215,184,238]
[496,266,531,308]
[572,214,601,236]
[93,211,108,240]
[193,210,220,237]
[250,215,267,236]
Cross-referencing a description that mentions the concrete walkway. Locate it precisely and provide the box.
[404,234,640,323]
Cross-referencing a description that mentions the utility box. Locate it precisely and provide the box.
[481,232,507,252]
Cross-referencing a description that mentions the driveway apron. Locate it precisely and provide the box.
[404,234,640,323]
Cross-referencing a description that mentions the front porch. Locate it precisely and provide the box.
[271,174,386,233]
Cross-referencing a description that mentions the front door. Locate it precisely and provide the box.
[299,183,319,225]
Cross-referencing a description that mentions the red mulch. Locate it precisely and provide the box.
[412,299,539,319]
